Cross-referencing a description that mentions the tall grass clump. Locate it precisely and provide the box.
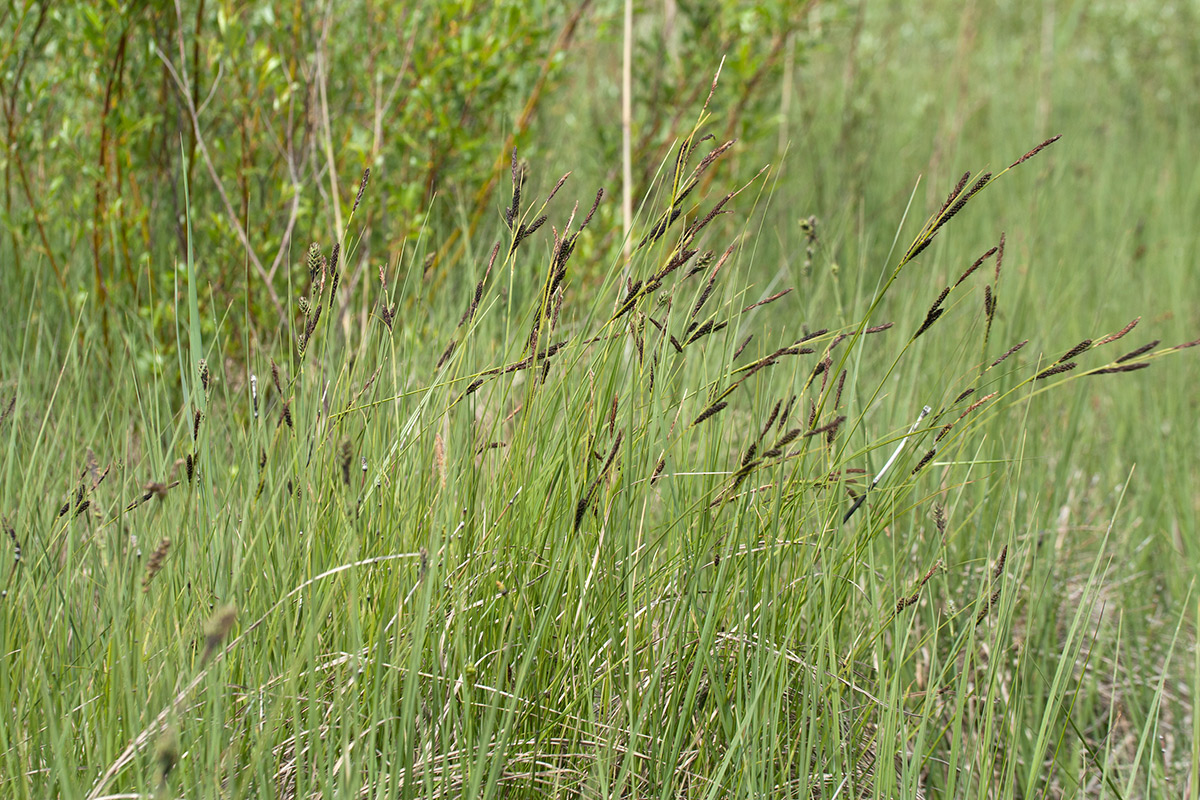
[0,91,1194,799]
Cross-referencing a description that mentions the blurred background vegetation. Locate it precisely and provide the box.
[3,0,1197,583]
[5,0,1197,550]
[4,0,1198,349]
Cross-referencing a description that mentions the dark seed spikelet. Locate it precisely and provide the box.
[992,544,1008,579]
[1058,339,1092,363]
[1095,317,1139,346]
[758,399,783,442]
[955,246,998,287]
[4,517,21,562]
[913,285,950,339]
[142,537,171,592]
[686,250,715,279]
[185,453,195,483]
[773,427,803,450]
[962,392,997,416]
[896,559,941,614]
[505,148,522,230]
[691,400,728,427]
[983,285,996,322]
[198,359,210,393]
[976,545,1010,625]
[1008,134,1062,169]
[353,168,370,213]
[650,456,666,486]
[1115,340,1159,363]
[279,399,294,430]
[637,207,682,249]
[953,388,975,404]
[339,439,352,486]
[652,247,698,283]
[910,448,936,476]
[932,172,991,238]
[686,319,727,346]
[546,171,571,204]
[459,253,494,328]
[1087,362,1151,376]
[328,242,341,297]
[193,409,202,442]
[805,415,846,438]
[989,339,1029,368]
[796,327,830,345]
[1036,361,1077,380]
[573,492,593,532]
[935,423,955,444]
[733,335,752,360]
[994,232,1006,281]
[600,430,625,475]
[464,378,485,396]
[741,288,792,314]
[938,172,972,219]
[934,505,947,537]
[306,242,322,281]
[201,603,238,665]
[271,359,283,395]
[436,340,457,370]
[977,587,1004,624]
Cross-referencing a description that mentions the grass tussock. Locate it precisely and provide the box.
[1,75,1197,800]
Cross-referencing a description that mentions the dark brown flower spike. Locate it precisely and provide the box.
[1095,317,1140,346]
[989,339,1029,369]
[910,448,937,476]
[740,288,792,314]
[142,537,171,592]
[1058,339,1092,363]
[955,246,999,287]
[938,172,972,219]
[546,172,571,204]
[1035,361,1077,380]
[691,400,728,427]
[895,559,941,614]
[1008,134,1062,169]
[1087,363,1151,376]
[352,168,370,214]
[1115,340,1159,363]
[805,415,846,438]
[913,286,951,340]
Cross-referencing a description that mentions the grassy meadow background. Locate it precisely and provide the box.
[1,1,1197,797]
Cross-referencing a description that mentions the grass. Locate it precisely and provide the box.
[2,3,1199,799]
